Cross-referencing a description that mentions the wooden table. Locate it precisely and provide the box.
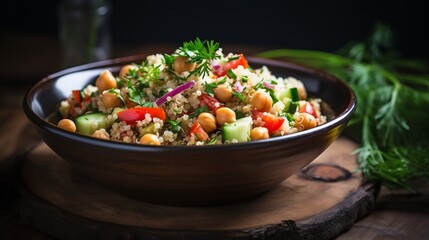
[1,83,428,240]
[0,35,428,238]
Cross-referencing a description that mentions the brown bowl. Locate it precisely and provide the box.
[23,55,356,206]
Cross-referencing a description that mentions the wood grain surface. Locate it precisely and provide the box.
[18,138,377,239]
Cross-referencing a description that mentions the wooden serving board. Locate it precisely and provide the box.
[19,138,378,240]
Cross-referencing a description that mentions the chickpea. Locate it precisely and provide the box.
[250,127,269,140]
[173,56,197,74]
[251,91,273,112]
[213,84,233,103]
[215,107,236,125]
[95,70,117,92]
[294,113,317,131]
[57,119,76,132]
[298,85,308,100]
[139,134,161,146]
[92,129,110,140]
[101,91,122,108]
[197,112,217,133]
[119,64,138,79]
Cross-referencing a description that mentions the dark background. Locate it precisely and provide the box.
[1,0,428,82]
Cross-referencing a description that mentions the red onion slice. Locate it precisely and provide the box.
[211,60,221,70]
[263,81,275,89]
[155,80,196,106]
[234,81,244,93]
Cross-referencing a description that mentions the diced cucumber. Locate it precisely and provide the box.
[221,117,252,143]
[289,87,300,102]
[75,112,108,135]
[277,89,290,101]
[288,101,299,114]
[282,99,299,114]
[283,98,291,111]
[277,87,300,102]
[139,123,156,135]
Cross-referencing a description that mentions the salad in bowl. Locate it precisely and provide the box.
[56,38,326,146]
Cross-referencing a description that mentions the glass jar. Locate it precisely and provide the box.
[58,0,112,68]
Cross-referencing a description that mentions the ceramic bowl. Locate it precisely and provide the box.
[23,55,356,206]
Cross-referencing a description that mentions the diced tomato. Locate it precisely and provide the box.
[117,107,166,126]
[72,90,82,104]
[83,93,90,102]
[213,54,249,77]
[188,122,208,141]
[228,54,249,70]
[198,93,222,113]
[299,102,318,118]
[252,110,285,133]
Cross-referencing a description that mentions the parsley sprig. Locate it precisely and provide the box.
[122,62,161,107]
[176,38,220,79]
[204,77,226,96]
[258,23,429,189]
[254,81,279,104]
[189,105,210,118]
[138,60,162,85]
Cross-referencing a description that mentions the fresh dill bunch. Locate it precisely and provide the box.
[175,38,220,78]
[257,23,429,189]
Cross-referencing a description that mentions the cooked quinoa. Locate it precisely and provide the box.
[57,39,327,146]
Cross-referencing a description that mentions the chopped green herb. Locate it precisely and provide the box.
[155,89,169,98]
[190,105,210,118]
[115,77,123,88]
[204,77,226,96]
[206,136,218,145]
[139,61,162,85]
[254,80,279,103]
[266,88,279,104]
[241,76,249,83]
[163,54,175,69]
[126,67,139,79]
[217,77,227,84]
[107,89,125,104]
[254,81,263,90]
[235,111,245,119]
[232,91,246,103]
[227,56,239,62]
[285,113,295,122]
[127,80,146,105]
[141,102,154,107]
[167,120,182,133]
[203,83,216,96]
[227,69,237,80]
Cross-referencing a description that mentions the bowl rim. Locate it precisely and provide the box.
[23,55,356,152]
